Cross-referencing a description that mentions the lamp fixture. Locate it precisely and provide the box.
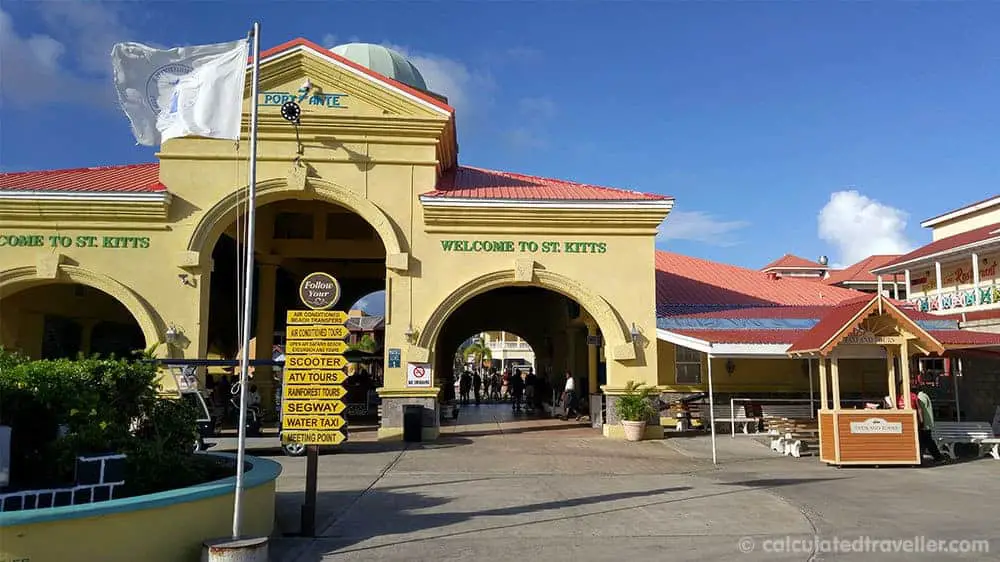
[630,322,640,340]
[725,359,736,376]
[164,325,180,345]
[404,324,416,344]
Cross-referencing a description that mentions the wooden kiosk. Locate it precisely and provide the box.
[787,295,945,467]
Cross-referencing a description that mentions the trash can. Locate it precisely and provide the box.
[402,405,423,443]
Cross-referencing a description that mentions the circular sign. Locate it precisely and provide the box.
[298,272,341,310]
[280,100,301,122]
[413,366,426,379]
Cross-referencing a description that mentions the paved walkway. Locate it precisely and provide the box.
[209,408,1000,561]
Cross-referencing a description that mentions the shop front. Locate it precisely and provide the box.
[0,39,672,440]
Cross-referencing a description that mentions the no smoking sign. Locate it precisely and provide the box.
[407,363,432,387]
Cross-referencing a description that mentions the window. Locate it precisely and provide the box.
[273,212,314,239]
[675,346,702,384]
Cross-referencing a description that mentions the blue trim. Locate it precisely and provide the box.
[917,319,960,330]
[657,317,818,330]
[0,453,282,528]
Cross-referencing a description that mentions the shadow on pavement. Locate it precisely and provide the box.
[276,475,851,560]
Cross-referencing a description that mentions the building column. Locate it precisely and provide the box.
[254,260,279,414]
[80,320,96,356]
[818,357,828,410]
[900,339,912,407]
[893,274,900,300]
[904,269,912,301]
[830,356,842,409]
[972,253,981,305]
[887,347,897,408]
[935,261,944,309]
[587,322,599,394]
[877,275,884,296]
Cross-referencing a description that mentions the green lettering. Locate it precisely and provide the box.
[440,240,456,251]
[138,237,150,249]
[597,242,607,253]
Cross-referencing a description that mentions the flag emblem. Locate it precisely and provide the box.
[145,63,194,113]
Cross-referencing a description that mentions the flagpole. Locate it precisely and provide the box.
[233,20,261,540]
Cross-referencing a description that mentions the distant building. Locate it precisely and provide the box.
[872,194,1000,333]
[345,309,385,349]
[760,254,829,281]
[480,331,535,373]
[823,254,904,296]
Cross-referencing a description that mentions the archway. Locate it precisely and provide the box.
[0,282,146,359]
[417,269,634,363]
[203,194,388,419]
[0,265,160,353]
[431,285,606,429]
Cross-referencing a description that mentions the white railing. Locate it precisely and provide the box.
[719,397,871,437]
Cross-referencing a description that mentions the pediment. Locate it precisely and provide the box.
[241,45,451,122]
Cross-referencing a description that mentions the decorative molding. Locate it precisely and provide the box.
[286,161,308,191]
[176,251,203,270]
[386,253,409,271]
[0,265,161,347]
[185,176,407,273]
[0,197,171,222]
[513,258,534,282]
[422,205,670,234]
[416,268,632,364]
[36,253,65,279]
[407,345,430,363]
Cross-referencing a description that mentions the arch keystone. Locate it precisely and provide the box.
[36,254,66,279]
[513,258,534,282]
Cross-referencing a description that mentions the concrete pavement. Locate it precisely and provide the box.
[209,404,1000,561]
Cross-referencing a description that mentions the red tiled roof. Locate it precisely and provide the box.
[669,306,836,320]
[0,163,164,193]
[786,297,874,353]
[425,166,671,201]
[761,254,826,271]
[874,222,1000,272]
[655,251,865,315]
[673,329,807,345]
[938,309,1000,323]
[824,254,902,285]
[930,329,1000,347]
[259,38,454,114]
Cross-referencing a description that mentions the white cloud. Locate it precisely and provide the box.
[503,96,556,150]
[658,210,750,246]
[818,190,915,266]
[381,42,494,119]
[0,2,125,108]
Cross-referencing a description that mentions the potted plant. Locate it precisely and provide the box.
[614,381,658,442]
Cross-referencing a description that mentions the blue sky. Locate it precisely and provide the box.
[2,1,999,285]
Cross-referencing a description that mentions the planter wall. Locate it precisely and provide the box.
[0,453,281,562]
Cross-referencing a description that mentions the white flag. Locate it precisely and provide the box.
[111,38,249,146]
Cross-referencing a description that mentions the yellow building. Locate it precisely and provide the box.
[0,39,672,440]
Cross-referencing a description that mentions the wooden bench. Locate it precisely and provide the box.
[932,422,999,460]
[765,417,819,458]
[760,403,814,421]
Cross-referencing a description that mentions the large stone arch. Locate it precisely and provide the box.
[0,265,161,349]
[415,267,636,363]
[185,176,408,270]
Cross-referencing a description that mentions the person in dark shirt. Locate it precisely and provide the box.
[510,370,525,412]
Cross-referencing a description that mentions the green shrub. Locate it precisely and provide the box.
[613,381,658,422]
[0,349,226,495]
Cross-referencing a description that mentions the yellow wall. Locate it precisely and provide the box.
[930,204,1000,241]
[0,476,274,562]
[656,340,893,396]
[0,44,668,437]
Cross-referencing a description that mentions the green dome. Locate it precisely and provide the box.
[330,43,428,92]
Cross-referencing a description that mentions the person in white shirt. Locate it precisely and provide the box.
[561,371,579,420]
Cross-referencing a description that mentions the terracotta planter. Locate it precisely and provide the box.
[621,420,646,442]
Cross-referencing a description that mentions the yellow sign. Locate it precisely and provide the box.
[286,324,350,340]
[286,310,348,325]
[285,339,348,355]
[283,384,347,400]
[282,414,346,430]
[284,369,347,385]
[282,430,347,445]
[284,355,348,370]
[283,399,346,415]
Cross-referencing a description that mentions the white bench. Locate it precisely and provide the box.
[761,404,814,420]
[689,402,760,433]
[765,417,819,458]
[932,422,999,460]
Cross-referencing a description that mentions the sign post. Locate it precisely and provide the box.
[283,272,347,537]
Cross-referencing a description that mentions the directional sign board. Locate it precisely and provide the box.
[286,310,349,325]
[287,324,350,340]
[285,339,349,355]
[281,304,349,447]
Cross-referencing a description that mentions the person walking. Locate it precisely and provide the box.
[560,371,579,421]
[473,371,482,405]
[916,388,945,464]
[524,369,537,413]
[510,370,524,412]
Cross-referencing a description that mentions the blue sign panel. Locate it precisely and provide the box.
[388,348,401,369]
